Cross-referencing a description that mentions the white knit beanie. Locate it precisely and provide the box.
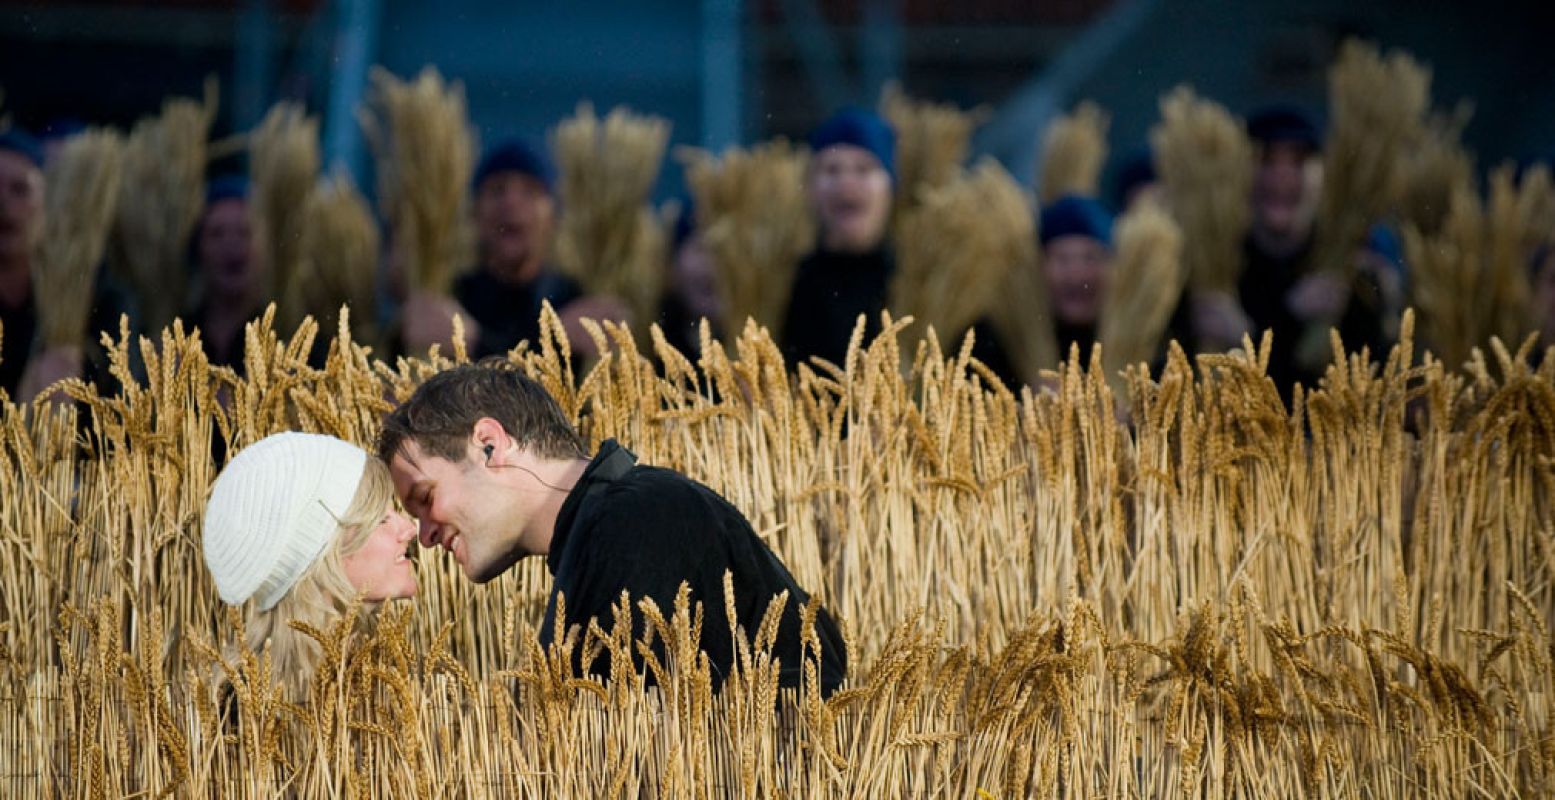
[203,432,368,611]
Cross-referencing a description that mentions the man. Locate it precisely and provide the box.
[781,108,896,368]
[398,139,626,359]
[973,194,1114,387]
[378,361,848,695]
[0,128,137,399]
[187,176,266,373]
[1189,104,1387,397]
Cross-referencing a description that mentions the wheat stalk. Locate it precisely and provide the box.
[110,78,218,333]
[33,128,124,348]
[249,102,321,328]
[294,170,382,349]
[359,66,475,295]
[549,103,670,334]
[678,139,815,340]
[1037,101,1110,205]
[1100,200,1184,391]
[1150,86,1253,294]
[879,82,988,214]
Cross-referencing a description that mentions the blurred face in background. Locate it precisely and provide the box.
[672,235,723,325]
[475,171,554,283]
[1043,234,1110,328]
[0,150,43,269]
[197,197,261,302]
[1251,141,1322,247]
[809,144,892,254]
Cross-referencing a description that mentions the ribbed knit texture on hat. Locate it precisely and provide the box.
[203,432,367,611]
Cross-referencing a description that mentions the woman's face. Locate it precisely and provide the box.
[197,197,260,300]
[342,505,419,601]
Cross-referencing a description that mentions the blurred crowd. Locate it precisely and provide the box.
[2,59,1553,406]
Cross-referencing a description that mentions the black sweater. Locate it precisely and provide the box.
[539,440,848,696]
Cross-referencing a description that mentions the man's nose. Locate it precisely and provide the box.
[418,519,438,548]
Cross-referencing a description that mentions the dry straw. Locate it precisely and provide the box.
[1037,101,1110,205]
[1099,200,1183,390]
[111,78,218,333]
[1149,85,1253,293]
[678,139,815,340]
[33,128,124,348]
[1401,103,1475,238]
[248,101,321,328]
[295,170,382,349]
[359,66,475,295]
[551,102,671,331]
[2,256,1554,795]
[1406,164,1542,369]
[879,82,988,214]
[1313,39,1431,277]
[891,158,1034,347]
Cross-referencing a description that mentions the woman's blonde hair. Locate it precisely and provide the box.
[242,456,397,692]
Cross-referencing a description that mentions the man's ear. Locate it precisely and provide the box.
[470,417,511,465]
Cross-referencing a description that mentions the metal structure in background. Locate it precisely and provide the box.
[701,0,743,152]
[234,0,278,134]
[323,0,381,183]
[972,0,1162,189]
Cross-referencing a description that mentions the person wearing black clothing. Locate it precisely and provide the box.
[781,109,897,369]
[378,361,847,695]
[186,176,265,375]
[656,199,724,359]
[972,194,1114,389]
[0,128,140,399]
[398,139,621,360]
[1181,105,1391,400]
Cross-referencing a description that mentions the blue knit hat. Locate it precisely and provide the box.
[808,108,896,183]
[205,174,250,207]
[1246,104,1323,152]
[0,128,45,169]
[474,139,555,195]
[1039,195,1113,248]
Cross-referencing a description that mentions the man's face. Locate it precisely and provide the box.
[1043,234,1110,328]
[388,438,528,583]
[1251,141,1321,242]
[197,198,260,299]
[475,172,554,280]
[808,144,892,254]
[0,150,43,264]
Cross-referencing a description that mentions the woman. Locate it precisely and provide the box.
[203,431,418,689]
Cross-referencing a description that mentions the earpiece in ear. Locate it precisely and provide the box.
[483,444,494,461]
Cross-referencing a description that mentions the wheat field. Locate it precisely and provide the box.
[0,305,1552,798]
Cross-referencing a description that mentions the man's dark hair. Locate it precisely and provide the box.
[377,359,587,465]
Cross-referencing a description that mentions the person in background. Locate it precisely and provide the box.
[187,176,266,375]
[973,194,1115,387]
[202,432,418,695]
[1,128,139,400]
[781,109,896,368]
[656,198,723,358]
[1187,104,1388,398]
[397,139,628,360]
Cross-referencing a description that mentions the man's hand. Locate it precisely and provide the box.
[1190,290,1253,352]
[18,344,83,404]
[1286,272,1350,322]
[557,295,632,359]
[401,289,481,356]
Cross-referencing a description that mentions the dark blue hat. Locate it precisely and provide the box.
[0,128,45,169]
[474,139,555,195]
[1039,194,1113,248]
[808,108,896,182]
[1246,104,1323,152]
[1113,145,1157,210]
[205,174,250,208]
